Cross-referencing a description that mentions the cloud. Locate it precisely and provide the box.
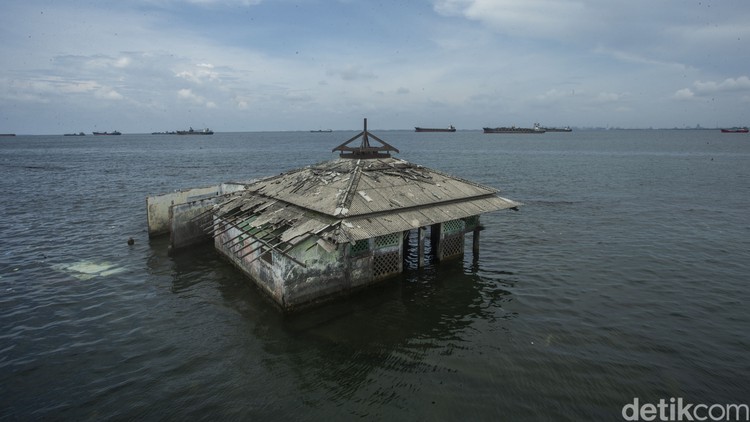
[327,65,377,81]
[434,0,587,40]
[94,87,124,100]
[676,76,750,100]
[674,88,694,100]
[594,92,622,103]
[175,63,220,83]
[693,76,750,94]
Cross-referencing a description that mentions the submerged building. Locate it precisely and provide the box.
[147,120,520,311]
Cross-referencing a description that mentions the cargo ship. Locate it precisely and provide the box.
[415,125,456,132]
[483,123,545,134]
[542,126,572,132]
[92,131,121,135]
[176,127,213,135]
[720,127,748,133]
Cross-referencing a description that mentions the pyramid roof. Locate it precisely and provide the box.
[210,156,518,249]
[204,123,520,264]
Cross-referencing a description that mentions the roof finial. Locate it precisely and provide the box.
[332,118,399,159]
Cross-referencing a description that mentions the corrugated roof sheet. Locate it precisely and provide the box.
[202,156,520,250]
[337,195,518,242]
[244,157,502,218]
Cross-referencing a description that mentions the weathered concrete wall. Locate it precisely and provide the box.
[214,224,352,310]
[147,182,247,237]
[213,223,415,310]
[169,196,219,250]
[214,224,283,304]
[282,237,348,309]
[350,254,373,288]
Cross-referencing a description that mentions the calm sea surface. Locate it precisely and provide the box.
[1,130,749,420]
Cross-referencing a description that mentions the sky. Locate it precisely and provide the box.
[1,0,749,134]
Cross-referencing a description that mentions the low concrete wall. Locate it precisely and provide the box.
[170,196,219,250]
[146,182,247,237]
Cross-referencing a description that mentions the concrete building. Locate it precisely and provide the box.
[148,120,520,311]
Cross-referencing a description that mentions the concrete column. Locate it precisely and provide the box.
[418,227,425,267]
[472,226,481,259]
[402,230,410,264]
[430,223,442,262]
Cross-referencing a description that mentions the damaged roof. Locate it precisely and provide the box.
[208,156,519,247]
[247,157,511,218]
[202,121,520,263]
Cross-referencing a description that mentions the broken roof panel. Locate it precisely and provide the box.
[202,128,520,249]
[243,157,505,219]
[337,195,519,242]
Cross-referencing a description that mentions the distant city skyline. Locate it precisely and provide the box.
[1,0,749,134]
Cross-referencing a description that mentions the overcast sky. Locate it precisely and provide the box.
[1,0,749,134]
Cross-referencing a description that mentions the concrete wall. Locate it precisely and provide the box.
[214,224,284,303]
[147,182,247,237]
[169,196,220,250]
[213,220,413,310]
[214,222,352,310]
[282,237,348,309]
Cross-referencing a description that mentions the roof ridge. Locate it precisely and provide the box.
[334,159,362,216]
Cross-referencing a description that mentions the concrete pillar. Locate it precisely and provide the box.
[402,230,410,264]
[418,227,425,267]
[430,223,442,262]
[472,226,480,260]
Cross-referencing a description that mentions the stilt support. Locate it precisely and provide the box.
[418,227,425,267]
[472,226,480,260]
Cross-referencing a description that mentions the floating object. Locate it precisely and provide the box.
[127,237,135,245]
[53,261,127,280]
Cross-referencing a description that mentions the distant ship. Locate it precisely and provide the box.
[720,127,748,133]
[415,125,456,132]
[92,131,121,135]
[310,129,333,133]
[0,133,17,137]
[483,123,546,134]
[64,132,86,136]
[542,126,572,132]
[176,127,213,135]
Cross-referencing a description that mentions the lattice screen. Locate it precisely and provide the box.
[463,216,479,231]
[350,238,370,256]
[374,232,400,249]
[443,219,465,235]
[441,234,464,258]
[373,251,401,279]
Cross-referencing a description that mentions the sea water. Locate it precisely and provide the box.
[1,130,748,420]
